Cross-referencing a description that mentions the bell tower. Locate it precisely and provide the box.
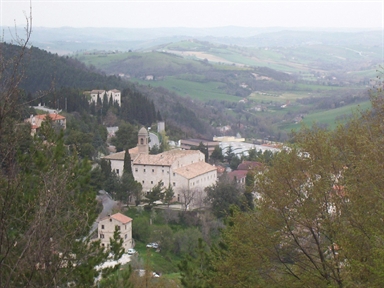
[137,127,149,154]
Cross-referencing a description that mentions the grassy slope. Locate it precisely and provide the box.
[279,100,372,132]
[75,42,376,134]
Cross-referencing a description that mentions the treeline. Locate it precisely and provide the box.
[120,87,158,126]
[0,43,123,94]
[136,85,215,138]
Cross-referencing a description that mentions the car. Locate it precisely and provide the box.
[127,248,137,255]
[146,242,159,249]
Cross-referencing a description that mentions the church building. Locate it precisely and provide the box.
[103,127,217,209]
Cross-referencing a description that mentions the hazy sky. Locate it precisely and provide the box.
[0,0,382,29]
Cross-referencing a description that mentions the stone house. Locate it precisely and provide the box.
[98,213,133,252]
[25,113,66,135]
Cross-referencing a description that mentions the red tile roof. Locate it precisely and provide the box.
[111,213,132,224]
[237,161,262,171]
[35,113,66,121]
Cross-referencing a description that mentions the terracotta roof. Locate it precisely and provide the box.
[111,213,132,224]
[174,161,217,179]
[102,147,139,161]
[227,170,248,181]
[237,161,262,171]
[35,113,66,121]
[90,89,105,94]
[133,149,201,166]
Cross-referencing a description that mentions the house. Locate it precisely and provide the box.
[89,89,121,107]
[237,161,263,171]
[227,170,248,185]
[104,127,218,209]
[227,161,263,187]
[25,113,66,135]
[98,213,133,252]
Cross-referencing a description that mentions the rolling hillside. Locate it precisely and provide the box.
[72,33,378,140]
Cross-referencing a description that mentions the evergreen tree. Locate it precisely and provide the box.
[123,148,132,174]
[163,184,175,207]
[142,181,164,210]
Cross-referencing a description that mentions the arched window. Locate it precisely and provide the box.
[140,138,144,145]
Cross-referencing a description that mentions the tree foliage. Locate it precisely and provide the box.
[0,17,111,287]
[203,95,384,287]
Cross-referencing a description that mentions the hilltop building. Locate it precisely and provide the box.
[25,113,66,135]
[88,89,121,107]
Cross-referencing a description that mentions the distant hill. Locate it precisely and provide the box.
[3,42,216,138]
[0,43,123,94]
[2,26,380,54]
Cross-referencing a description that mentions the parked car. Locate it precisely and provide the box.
[127,248,137,255]
[146,242,159,249]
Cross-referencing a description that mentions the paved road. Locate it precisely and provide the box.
[149,132,160,149]
[90,190,118,236]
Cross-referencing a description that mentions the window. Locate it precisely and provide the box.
[151,181,153,184]
[109,219,112,222]
[101,225,104,229]
[115,225,121,230]
[116,169,119,175]
[135,168,138,172]
[173,182,176,187]
[173,173,175,176]
[152,169,154,172]
[144,169,146,172]
[100,234,104,239]
[125,234,127,239]
[142,180,145,184]
[162,169,164,173]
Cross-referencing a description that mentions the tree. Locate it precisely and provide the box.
[111,122,137,152]
[142,181,164,210]
[180,187,200,211]
[210,145,224,162]
[205,177,242,219]
[163,184,175,207]
[159,130,170,152]
[123,148,132,174]
[191,142,208,162]
[204,95,384,287]
[0,13,111,287]
[178,238,213,288]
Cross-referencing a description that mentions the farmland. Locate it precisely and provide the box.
[75,34,378,139]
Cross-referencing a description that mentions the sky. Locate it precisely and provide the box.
[0,0,382,29]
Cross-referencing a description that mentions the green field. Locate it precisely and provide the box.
[132,77,240,102]
[279,100,372,132]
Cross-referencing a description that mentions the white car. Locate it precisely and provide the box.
[146,242,159,249]
[127,248,137,255]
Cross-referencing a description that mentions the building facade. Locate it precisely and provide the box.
[25,113,66,135]
[104,127,218,209]
[90,89,121,107]
[98,213,133,252]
